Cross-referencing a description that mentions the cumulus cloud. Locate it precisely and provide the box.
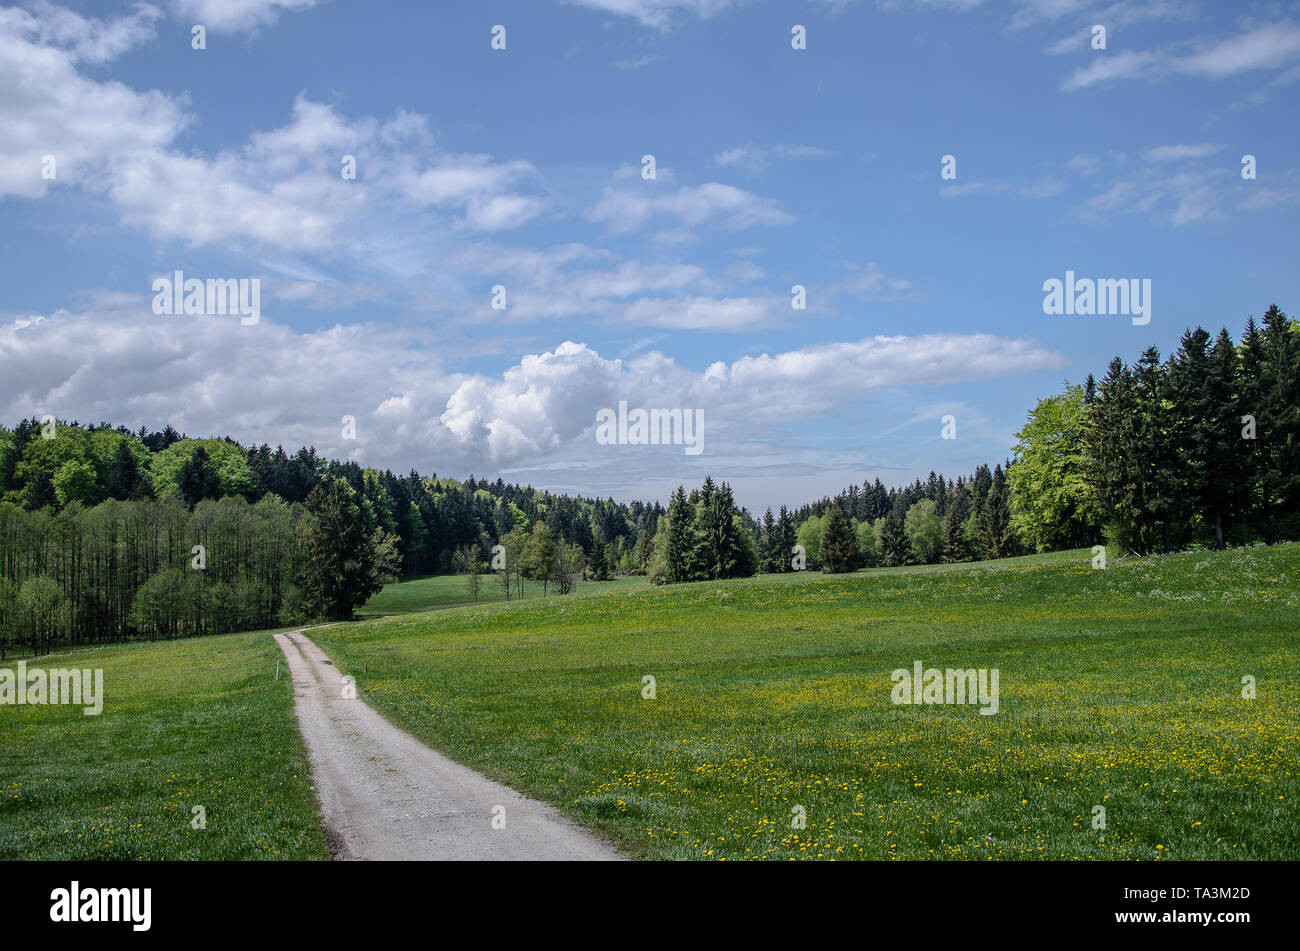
[0,4,183,198]
[109,97,550,251]
[27,0,162,63]
[1,9,550,248]
[1,306,1067,482]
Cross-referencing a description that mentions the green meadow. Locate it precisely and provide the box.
[2,544,1296,861]
[356,569,647,617]
[0,630,328,860]
[316,544,1300,861]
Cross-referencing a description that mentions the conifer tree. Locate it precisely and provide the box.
[759,507,779,573]
[777,505,797,571]
[819,501,858,573]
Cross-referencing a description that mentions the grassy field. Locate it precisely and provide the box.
[314,544,1300,861]
[357,550,1088,618]
[0,629,329,860]
[4,545,1295,861]
[356,570,647,617]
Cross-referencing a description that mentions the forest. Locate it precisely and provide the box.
[0,305,1294,655]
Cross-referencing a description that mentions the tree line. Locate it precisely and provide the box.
[2,303,1293,644]
[760,304,1297,572]
[0,419,662,655]
[0,479,401,658]
[1012,305,1298,554]
[757,462,1019,574]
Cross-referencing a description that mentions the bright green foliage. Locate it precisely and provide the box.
[795,514,826,567]
[1009,383,1099,552]
[902,499,943,564]
[151,439,253,501]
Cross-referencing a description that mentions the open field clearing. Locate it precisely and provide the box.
[0,630,328,860]
[315,544,1300,861]
[358,551,1092,619]
[2,545,1295,861]
[357,570,647,617]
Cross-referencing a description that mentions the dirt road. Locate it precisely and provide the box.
[274,629,622,861]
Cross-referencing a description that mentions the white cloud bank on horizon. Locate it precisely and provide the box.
[1,305,1068,503]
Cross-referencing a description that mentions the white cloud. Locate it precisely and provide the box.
[105,143,362,253]
[168,0,320,34]
[1063,23,1300,90]
[1,13,550,248]
[612,53,663,69]
[835,262,916,300]
[0,4,183,198]
[438,245,731,325]
[28,0,162,63]
[1076,168,1224,227]
[6,54,548,252]
[713,144,832,175]
[1042,1,1190,52]
[1008,0,1092,30]
[621,295,784,331]
[558,0,748,29]
[1141,143,1222,162]
[1066,151,1126,177]
[398,156,534,206]
[464,193,549,231]
[588,181,794,233]
[822,1,985,11]
[938,179,1064,199]
[1,306,1067,482]
[1061,49,1161,89]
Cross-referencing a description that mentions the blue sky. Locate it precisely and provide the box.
[1,0,1297,513]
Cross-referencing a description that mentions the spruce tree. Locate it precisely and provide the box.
[300,477,389,620]
[819,502,858,573]
[590,536,611,580]
[1207,328,1243,547]
[777,505,797,571]
[1260,305,1300,538]
[663,486,697,583]
[178,446,222,506]
[941,501,966,563]
[1170,328,1216,547]
[978,465,1014,558]
[1237,316,1268,536]
[1133,346,1179,552]
[106,438,143,501]
[708,482,744,578]
[759,507,778,573]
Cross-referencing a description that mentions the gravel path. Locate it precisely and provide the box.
[274,629,622,861]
